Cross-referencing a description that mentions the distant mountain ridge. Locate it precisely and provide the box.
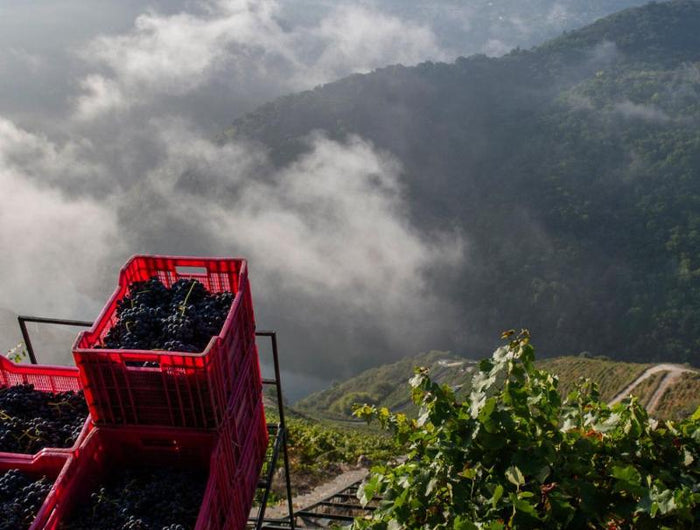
[229,0,700,366]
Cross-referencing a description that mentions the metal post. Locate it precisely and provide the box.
[17,315,93,364]
[16,317,297,527]
[257,330,295,529]
[255,424,283,525]
[17,317,37,365]
[272,331,295,530]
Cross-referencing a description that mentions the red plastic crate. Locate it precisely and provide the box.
[0,356,93,458]
[0,450,72,530]
[73,255,257,429]
[44,421,265,530]
[228,343,265,444]
[236,399,269,516]
[0,355,81,392]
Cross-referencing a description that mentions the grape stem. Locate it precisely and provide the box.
[178,281,197,316]
[131,290,150,309]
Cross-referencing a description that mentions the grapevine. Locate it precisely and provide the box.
[354,331,700,529]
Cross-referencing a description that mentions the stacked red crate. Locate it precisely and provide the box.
[0,450,73,530]
[72,255,259,430]
[42,423,251,530]
[0,356,93,458]
[66,255,268,529]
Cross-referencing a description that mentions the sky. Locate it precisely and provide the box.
[0,0,649,400]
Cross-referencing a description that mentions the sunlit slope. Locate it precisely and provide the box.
[298,353,700,421]
[537,356,652,402]
[295,351,475,419]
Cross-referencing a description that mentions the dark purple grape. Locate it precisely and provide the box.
[0,469,53,530]
[59,467,206,530]
[0,385,88,453]
[102,277,235,354]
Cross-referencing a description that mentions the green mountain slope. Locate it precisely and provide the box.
[295,351,474,419]
[298,352,700,421]
[229,0,700,366]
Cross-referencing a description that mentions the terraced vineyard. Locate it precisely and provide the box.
[655,372,700,421]
[260,404,399,505]
[624,371,667,409]
[297,352,699,423]
[295,351,471,420]
[352,332,700,529]
[536,356,652,402]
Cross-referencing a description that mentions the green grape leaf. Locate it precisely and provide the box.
[505,466,525,487]
[454,516,478,530]
[491,484,504,509]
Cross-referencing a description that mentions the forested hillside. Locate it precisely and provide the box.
[228,0,700,365]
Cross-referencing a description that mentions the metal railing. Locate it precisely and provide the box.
[15,315,297,529]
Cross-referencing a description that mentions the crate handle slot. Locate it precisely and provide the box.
[175,265,208,276]
[124,361,161,369]
[121,354,163,369]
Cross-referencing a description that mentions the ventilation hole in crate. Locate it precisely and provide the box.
[156,270,169,286]
[175,266,208,276]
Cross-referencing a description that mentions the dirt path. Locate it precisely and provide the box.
[262,467,369,520]
[645,370,685,413]
[609,363,696,410]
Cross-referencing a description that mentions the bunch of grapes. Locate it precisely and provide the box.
[0,469,53,530]
[102,277,234,353]
[60,467,207,530]
[0,384,88,453]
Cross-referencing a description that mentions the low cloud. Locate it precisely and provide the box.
[588,40,619,67]
[111,123,465,374]
[75,0,449,120]
[546,3,569,26]
[0,1,463,381]
[0,118,121,318]
[614,100,670,122]
[0,108,465,377]
[482,39,512,57]
[1,48,46,75]
[0,118,105,192]
[223,133,463,310]
[564,92,595,111]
